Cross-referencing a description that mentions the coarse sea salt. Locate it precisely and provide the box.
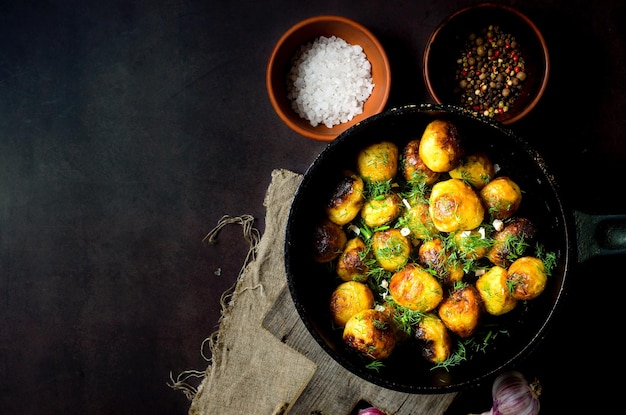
[286,35,374,128]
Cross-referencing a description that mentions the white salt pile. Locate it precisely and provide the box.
[286,35,374,128]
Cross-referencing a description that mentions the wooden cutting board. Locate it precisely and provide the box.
[262,287,457,414]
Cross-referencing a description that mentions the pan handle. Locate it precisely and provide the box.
[573,210,626,263]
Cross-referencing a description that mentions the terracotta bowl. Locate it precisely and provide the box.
[266,15,391,142]
[423,3,549,125]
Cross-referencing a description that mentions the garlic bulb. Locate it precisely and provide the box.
[358,407,386,415]
[488,370,541,415]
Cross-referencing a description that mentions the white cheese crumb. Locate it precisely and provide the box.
[348,224,360,235]
[493,219,504,231]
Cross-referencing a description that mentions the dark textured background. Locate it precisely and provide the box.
[1,0,623,413]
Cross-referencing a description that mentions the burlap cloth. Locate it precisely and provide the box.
[180,169,456,415]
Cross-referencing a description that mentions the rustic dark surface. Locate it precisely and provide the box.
[1,0,622,413]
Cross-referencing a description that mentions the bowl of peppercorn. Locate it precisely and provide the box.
[423,3,549,125]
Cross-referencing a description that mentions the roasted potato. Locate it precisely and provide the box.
[415,313,452,364]
[429,178,485,232]
[311,218,347,263]
[336,237,370,282]
[486,217,537,268]
[507,256,548,300]
[438,285,482,338]
[476,266,517,315]
[361,192,403,228]
[343,309,396,360]
[401,139,440,184]
[402,196,438,241]
[454,228,492,261]
[480,176,522,220]
[417,238,464,286]
[372,228,411,271]
[418,119,464,173]
[357,141,399,183]
[389,263,443,312]
[325,171,365,225]
[329,281,375,327]
[448,152,495,190]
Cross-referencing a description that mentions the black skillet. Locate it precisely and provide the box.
[284,103,626,394]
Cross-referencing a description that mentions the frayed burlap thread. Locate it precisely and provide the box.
[187,169,316,415]
[168,214,261,400]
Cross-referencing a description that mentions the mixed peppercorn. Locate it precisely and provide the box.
[455,24,527,118]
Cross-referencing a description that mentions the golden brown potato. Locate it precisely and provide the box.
[507,256,548,300]
[480,176,522,220]
[418,119,464,173]
[389,263,443,312]
[343,309,396,360]
[372,228,411,271]
[429,178,485,233]
[329,281,375,327]
[438,285,482,338]
[415,313,452,364]
[454,228,492,261]
[402,196,438,240]
[357,141,399,183]
[361,192,403,228]
[449,152,495,190]
[325,171,365,225]
[311,218,347,263]
[336,237,370,282]
[401,139,440,184]
[417,238,464,286]
[486,217,537,268]
[476,266,517,315]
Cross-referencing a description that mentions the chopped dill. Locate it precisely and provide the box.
[432,341,467,370]
[535,243,557,276]
[365,360,385,372]
[372,318,388,330]
[388,300,424,336]
[365,179,392,199]
[401,180,429,202]
[463,328,510,354]
[505,233,530,262]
